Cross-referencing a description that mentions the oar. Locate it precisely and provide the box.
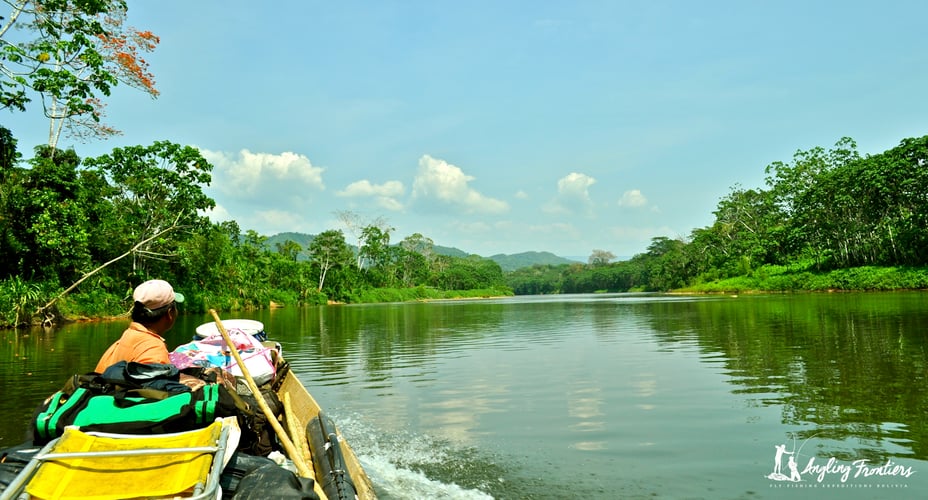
[209,309,314,479]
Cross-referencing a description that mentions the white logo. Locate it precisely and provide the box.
[767,435,916,487]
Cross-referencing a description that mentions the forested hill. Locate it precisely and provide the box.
[488,252,579,271]
[264,233,575,271]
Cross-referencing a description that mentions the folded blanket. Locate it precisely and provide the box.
[169,329,276,387]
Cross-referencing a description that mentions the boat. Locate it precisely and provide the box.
[0,315,376,500]
[272,360,377,499]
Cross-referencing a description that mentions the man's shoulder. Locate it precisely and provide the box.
[125,322,164,340]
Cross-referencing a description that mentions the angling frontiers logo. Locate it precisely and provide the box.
[766,435,916,489]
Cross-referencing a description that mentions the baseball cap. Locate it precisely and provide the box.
[133,279,185,310]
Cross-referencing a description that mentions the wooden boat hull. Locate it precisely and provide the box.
[274,363,376,499]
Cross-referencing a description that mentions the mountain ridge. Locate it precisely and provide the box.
[263,232,580,271]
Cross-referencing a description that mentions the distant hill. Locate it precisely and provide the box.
[488,251,579,272]
[266,232,315,251]
[433,245,469,258]
[264,232,578,270]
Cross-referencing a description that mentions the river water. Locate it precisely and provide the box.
[2,292,927,499]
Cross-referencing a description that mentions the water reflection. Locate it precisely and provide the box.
[3,292,928,497]
[644,292,928,462]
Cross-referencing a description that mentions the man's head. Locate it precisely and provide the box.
[131,279,185,327]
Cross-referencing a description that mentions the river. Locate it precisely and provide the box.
[2,292,927,499]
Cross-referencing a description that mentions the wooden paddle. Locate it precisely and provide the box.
[209,309,314,479]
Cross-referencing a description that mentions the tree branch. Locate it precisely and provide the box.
[35,218,182,318]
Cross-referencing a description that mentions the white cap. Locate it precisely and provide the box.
[133,279,184,310]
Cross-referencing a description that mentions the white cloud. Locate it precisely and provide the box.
[197,148,328,235]
[544,172,596,214]
[411,155,509,214]
[201,203,233,222]
[618,189,648,208]
[337,179,406,211]
[337,179,404,198]
[515,189,529,199]
[201,148,325,197]
[375,197,405,212]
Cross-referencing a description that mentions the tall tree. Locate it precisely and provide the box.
[4,145,89,282]
[0,125,19,170]
[307,229,351,292]
[81,141,214,277]
[1,0,159,148]
[588,249,615,266]
[334,209,390,269]
[275,239,301,261]
[400,232,435,278]
[358,224,393,286]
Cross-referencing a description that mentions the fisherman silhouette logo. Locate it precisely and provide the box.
[768,442,801,482]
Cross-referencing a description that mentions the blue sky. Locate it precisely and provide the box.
[6,1,928,259]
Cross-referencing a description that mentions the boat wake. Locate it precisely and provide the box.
[334,414,497,500]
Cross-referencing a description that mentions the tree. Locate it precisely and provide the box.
[763,138,860,268]
[431,255,504,290]
[0,126,22,278]
[400,232,435,283]
[391,246,426,287]
[1,0,159,148]
[81,141,214,277]
[307,229,351,292]
[334,210,390,269]
[643,236,690,291]
[588,249,615,266]
[710,185,784,273]
[0,125,19,170]
[4,145,90,282]
[358,224,393,286]
[275,239,301,261]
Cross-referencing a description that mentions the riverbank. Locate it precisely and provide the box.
[1,285,516,330]
[676,264,928,294]
[345,285,514,303]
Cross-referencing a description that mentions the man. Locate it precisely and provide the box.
[95,279,185,373]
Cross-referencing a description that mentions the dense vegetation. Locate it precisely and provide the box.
[506,136,928,295]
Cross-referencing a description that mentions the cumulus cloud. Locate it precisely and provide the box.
[544,172,596,214]
[515,189,529,200]
[411,155,509,214]
[197,148,326,235]
[618,189,648,208]
[338,179,404,198]
[202,203,233,222]
[201,148,325,197]
[337,179,406,211]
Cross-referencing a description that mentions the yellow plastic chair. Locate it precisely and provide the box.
[2,418,236,500]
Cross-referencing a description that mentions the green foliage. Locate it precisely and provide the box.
[0,277,43,326]
[3,147,91,283]
[676,265,928,294]
[58,287,125,318]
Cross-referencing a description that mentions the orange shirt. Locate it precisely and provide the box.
[94,322,170,373]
